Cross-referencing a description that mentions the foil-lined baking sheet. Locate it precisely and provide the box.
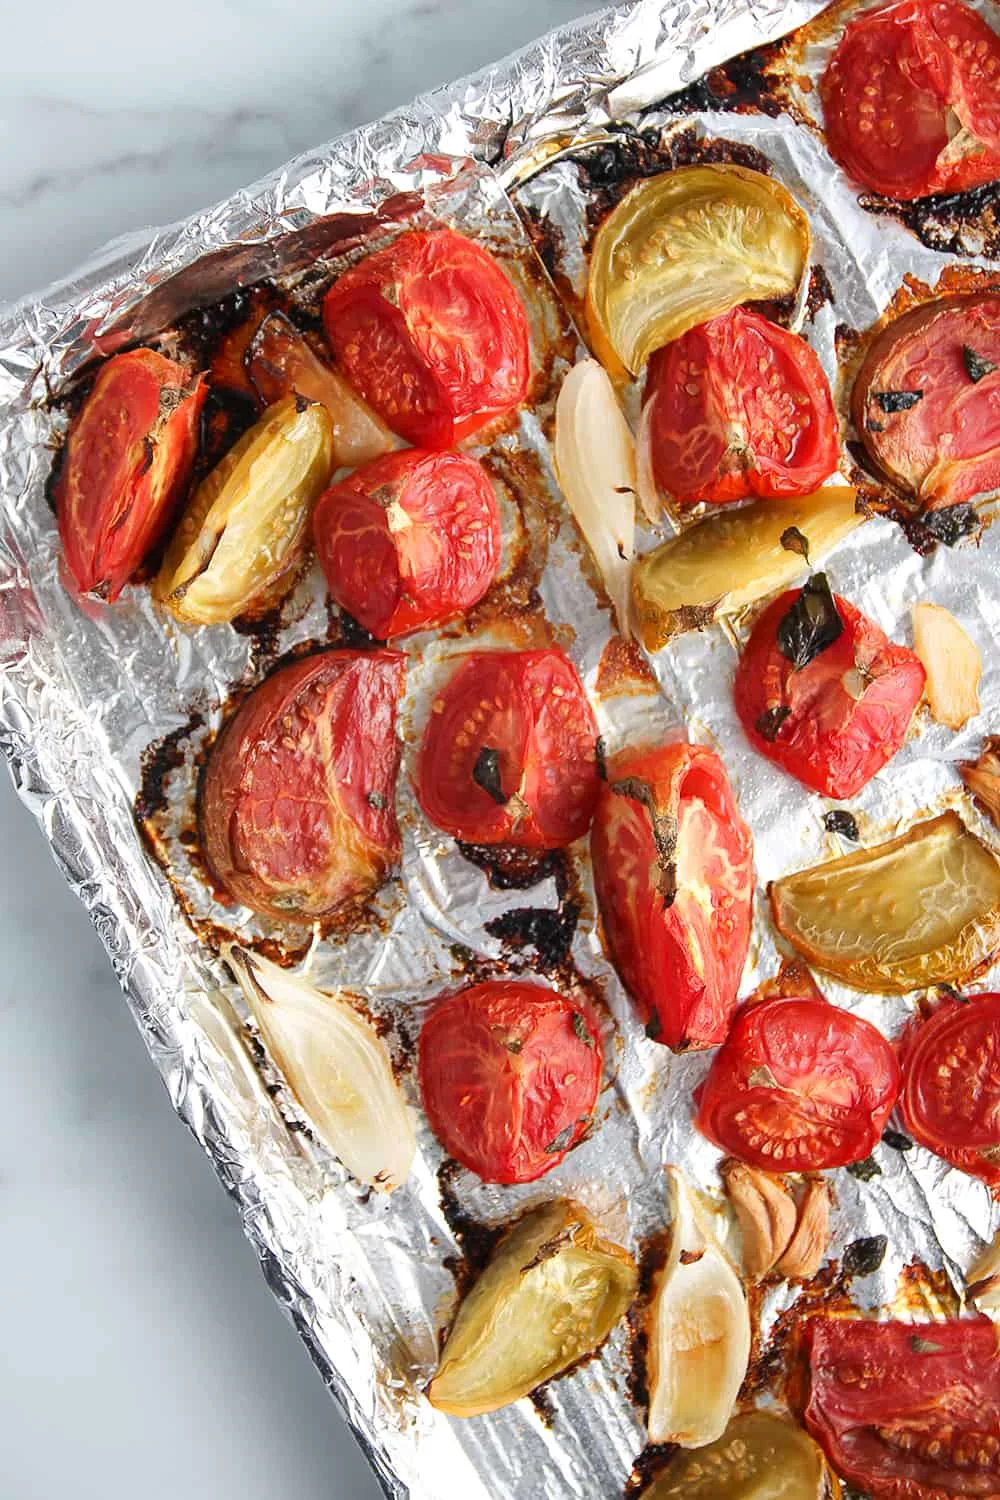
[3,1,1000,1496]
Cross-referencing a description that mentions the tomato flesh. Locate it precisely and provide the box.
[591,743,755,1051]
[644,308,839,507]
[735,587,925,800]
[313,449,501,639]
[55,349,206,600]
[823,0,1000,201]
[415,649,600,849]
[200,650,405,922]
[323,228,531,448]
[418,980,602,1183]
[805,1316,1000,1499]
[900,993,1000,1184]
[695,995,901,1169]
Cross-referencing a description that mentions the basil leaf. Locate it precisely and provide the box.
[780,525,810,562]
[846,1155,881,1181]
[776,573,844,670]
[572,1012,594,1047]
[473,745,506,805]
[874,389,923,413]
[964,345,997,384]
[920,503,979,547]
[824,809,859,841]
[843,1234,887,1277]
[756,705,791,742]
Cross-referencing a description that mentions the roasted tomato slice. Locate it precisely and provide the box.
[644,309,839,507]
[805,1315,1000,1499]
[853,293,1000,509]
[591,743,755,1052]
[313,449,501,639]
[899,992,1000,1184]
[415,649,600,849]
[200,650,404,922]
[55,348,206,600]
[734,578,925,799]
[322,228,531,448]
[418,980,602,1184]
[695,994,901,1170]
[822,0,1000,201]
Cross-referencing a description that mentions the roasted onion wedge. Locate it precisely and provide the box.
[641,1411,837,1499]
[586,165,811,376]
[155,396,334,624]
[770,812,1000,993]
[427,1201,636,1417]
[632,486,860,651]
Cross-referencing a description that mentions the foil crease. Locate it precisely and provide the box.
[2,2,999,1498]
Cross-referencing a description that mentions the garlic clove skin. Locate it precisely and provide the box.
[776,1178,830,1281]
[226,944,415,1192]
[647,1166,751,1448]
[721,1159,797,1279]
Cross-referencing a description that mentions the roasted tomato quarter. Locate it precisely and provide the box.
[695,994,901,1170]
[591,743,754,1052]
[805,1315,1000,1500]
[200,650,404,922]
[853,292,1000,510]
[322,228,531,448]
[900,992,1000,1184]
[313,449,501,639]
[55,348,206,600]
[734,578,926,800]
[418,981,602,1184]
[822,0,1000,201]
[644,309,839,508]
[415,649,600,849]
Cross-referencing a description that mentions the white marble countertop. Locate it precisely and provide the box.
[0,2,587,1495]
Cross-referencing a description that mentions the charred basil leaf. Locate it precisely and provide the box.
[545,1123,577,1155]
[824,809,860,841]
[611,775,678,906]
[779,525,810,563]
[909,1334,943,1355]
[964,345,997,384]
[756,705,791,742]
[882,1127,914,1152]
[920,503,979,547]
[776,573,844,670]
[645,1012,663,1041]
[473,746,506,805]
[572,1012,594,1047]
[846,1155,882,1181]
[874,389,923,413]
[843,1234,887,1277]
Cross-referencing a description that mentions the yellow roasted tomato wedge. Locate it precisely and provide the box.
[586,165,811,376]
[642,1410,839,1499]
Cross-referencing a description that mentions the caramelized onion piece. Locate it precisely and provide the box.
[912,602,981,730]
[641,1411,835,1499]
[427,1201,636,1417]
[770,812,1000,993]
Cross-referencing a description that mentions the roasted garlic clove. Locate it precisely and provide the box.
[226,945,415,1192]
[721,1160,797,1279]
[647,1166,751,1448]
[427,1201,636,1417]
[912,602,982,730]
[961,738,1000,829]
[640,1410,837,1499]
[777,1179,830,1281]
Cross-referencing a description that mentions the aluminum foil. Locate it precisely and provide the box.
[3,1,1000,1496]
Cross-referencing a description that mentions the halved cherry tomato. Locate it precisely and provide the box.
[591,743,754,1052]
[644,309,839,507]
[734,579,926,799]
[805,1315,1000,1499]
[418,980,602,1184]
[853,292,1000,509]
[313,449,501,639]
[900,993,1000,1184]
[55,349,206,600]
[695,994,901,1169]
[200,649,404,922]
[822,0,1000,202]
[323,228,531,448]
[415,649,599,849]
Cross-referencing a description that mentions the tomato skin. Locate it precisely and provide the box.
[200,650,404,922]
[313,449,501,639]
[900,993,1000,1184]
[322,229,531,448]
[55,349,206,600]
[695,995,901,1170]
[805,1315,1000,1499]
[415,649,600,849]
[822,0,1000,202]
[591,743,754,1052]
[735,588,925,800]
[418,980,602,1184]
[644,309,840,507]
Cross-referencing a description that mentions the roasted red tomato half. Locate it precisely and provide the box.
[853,292,1000,510]
[805,1315,1000,1499]
[200,650,404,922]
[322,228,531,448]
[415,649,600,849]
[591,743,754,1052]
[313,449,501,639]
[734,575,926,800]
[55,348,206,600]
[418,980,602,1184]
[899,992,1000,1184]
[643,308,839,507]
[822,0,1000,202]
[695,994,901,1170]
